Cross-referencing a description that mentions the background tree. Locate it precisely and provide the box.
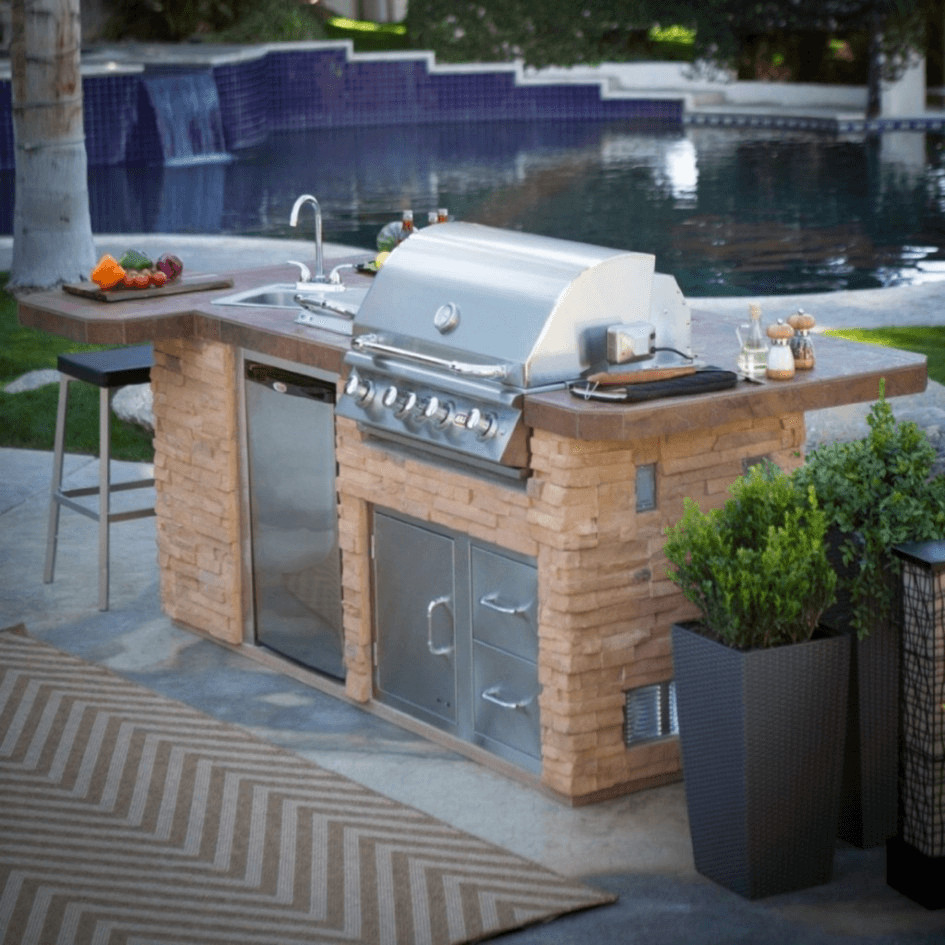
[9,0,95,291]
[405,0,656,67]
[674,0,931,116]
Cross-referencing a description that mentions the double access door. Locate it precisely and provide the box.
[372,510,541,773]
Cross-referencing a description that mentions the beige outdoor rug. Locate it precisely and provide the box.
[0,627,613,945]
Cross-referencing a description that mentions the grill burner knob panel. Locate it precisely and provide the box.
[344,371,375,406]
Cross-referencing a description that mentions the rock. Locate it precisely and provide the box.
[111,383,154,434]
[4,368,60,393]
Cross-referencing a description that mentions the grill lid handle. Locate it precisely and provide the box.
[352,333,509,380]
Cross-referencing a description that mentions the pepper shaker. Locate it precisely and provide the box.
[787,309,816,370]
[766,319,795,380]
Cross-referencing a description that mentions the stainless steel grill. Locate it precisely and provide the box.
[337,222,692,473]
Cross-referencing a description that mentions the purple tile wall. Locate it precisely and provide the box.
[0,46,683,170]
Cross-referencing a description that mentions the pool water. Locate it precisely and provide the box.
[16,119,945,297]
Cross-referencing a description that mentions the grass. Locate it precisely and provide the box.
[825,326,945,385]
[324,16,412,53]
[0,277,155,462]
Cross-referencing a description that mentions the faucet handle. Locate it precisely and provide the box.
[288,260,311,283]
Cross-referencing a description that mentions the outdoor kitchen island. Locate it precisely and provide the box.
[17,247,928,805]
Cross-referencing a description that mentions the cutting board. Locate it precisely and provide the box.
[587,364,696,386]
[63,273,233,302]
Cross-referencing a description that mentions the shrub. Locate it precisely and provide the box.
[792,385,945,637]
[664,463,836,649]
[405,0,658,67]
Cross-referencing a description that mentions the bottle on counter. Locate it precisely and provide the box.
[766,319,796,380]
[437,207,449,223]
[427,210,439,225]
[398,210,414,243]
[736,303,768,379]
[788,309,816,370]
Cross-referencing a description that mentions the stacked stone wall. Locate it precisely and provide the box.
[151,338,243,644]
[337,411,804,801]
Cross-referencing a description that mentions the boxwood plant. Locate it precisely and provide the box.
[792,383,945,638]
[664,462,836,650]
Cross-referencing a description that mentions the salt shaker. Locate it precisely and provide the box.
[787,309,816,370]
[766,320,795,380]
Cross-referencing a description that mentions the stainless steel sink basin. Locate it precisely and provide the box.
[213,283,369,335]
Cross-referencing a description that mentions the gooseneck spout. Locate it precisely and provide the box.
[289,193,327,283]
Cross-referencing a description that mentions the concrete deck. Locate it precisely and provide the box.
[3,234,945,942]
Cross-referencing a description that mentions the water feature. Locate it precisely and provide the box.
[4,118,945,297]
[140,72,230,167]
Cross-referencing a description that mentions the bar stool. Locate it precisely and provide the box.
[43,344,156,611]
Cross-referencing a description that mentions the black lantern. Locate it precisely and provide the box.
[888,540,945,909]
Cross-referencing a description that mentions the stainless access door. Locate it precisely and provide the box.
[373,512,457,731]
[244,361,344,679]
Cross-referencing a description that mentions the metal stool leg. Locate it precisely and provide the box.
[43,375,70,584]
[98,386,111,611]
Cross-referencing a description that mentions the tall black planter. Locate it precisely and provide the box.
[823,529,900,848]
[672,622,851,900]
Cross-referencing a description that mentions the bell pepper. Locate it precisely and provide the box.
[90,254,125,290]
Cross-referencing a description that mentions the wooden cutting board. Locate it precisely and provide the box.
[63,273,233,302]
[587,364,696,386]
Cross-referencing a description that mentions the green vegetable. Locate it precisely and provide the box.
[376,221,402,252]
[119,249,153,270]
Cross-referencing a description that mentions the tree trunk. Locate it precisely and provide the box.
[9,0,95,291]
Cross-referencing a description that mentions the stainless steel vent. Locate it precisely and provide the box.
[624,681,678,747]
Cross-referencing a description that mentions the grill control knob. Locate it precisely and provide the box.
[382,385,417,418]
[344,372,374,406]
[423,396,454,428]
[465,408,499,439]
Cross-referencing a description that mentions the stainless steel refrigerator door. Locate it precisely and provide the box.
[244,362,344,678]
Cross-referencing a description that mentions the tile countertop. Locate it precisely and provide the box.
[16,266,928,443]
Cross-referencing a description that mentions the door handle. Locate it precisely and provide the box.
[426,595,454,656]
[481,685,536,711]
[479,593,533,618]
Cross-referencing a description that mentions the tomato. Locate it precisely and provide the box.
[133,271,150,289]
[150,269,167,287]
[122,270,138,288]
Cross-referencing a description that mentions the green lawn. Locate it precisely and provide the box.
[825,326,945,385]
[0,279,155,462]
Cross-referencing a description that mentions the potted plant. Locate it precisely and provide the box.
[792,385,945,848]
[664,462,849,900]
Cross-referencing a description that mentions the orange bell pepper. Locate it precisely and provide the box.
[90,254,125,289]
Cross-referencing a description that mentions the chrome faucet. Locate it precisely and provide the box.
[289,193,327,283]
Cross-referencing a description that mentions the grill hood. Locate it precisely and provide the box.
[355,222,657,389]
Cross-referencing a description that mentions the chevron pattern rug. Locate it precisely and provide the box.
[0,628,613,945]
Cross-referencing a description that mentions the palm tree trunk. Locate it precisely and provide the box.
[9,0,95,291]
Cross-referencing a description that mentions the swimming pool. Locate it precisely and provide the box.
[7,117,945,297]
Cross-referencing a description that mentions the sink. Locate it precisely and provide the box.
[213,283,369,335]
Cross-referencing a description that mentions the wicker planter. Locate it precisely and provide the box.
[672,622,851,899]
[823,529,900,848]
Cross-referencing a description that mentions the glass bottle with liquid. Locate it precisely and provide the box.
[736,303,768,378]
[398,210,414,243]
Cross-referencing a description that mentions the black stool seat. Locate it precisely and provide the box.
[44,344,156,611]
[58,344,153,388]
